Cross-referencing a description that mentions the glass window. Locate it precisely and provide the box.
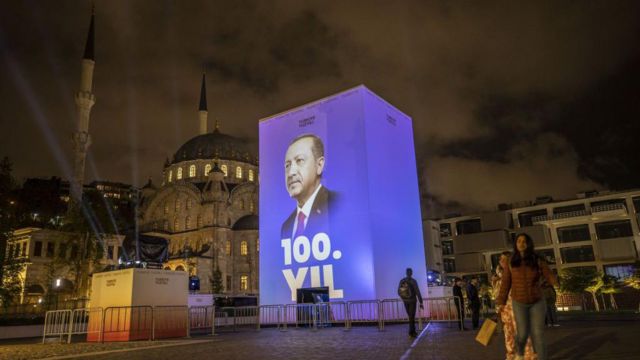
[443,258,456,273]
[175,199,181,211]
[240,241,248,256]
[58,243,67,259]
[164,220,169,231]
[240,275,248,290]
[21,242,27,257]
[34,241,43,257]
[557,224,590,243]
[604,264,635,279]
[456,219,481,235]
[441,240,454,255]
[46,242,55,258]
[553,204,586,215]
[189,165,196,177]
[248,169,254,182]
[236,166,242,179]
[185,216,191,230]
[518,209,547,227]
[197,215,202,228]
[226,240,231,255]
[168,170,173,182]
[177,167,183,180]
[164,203,169,214]
[560,246,595,264]
[596,220,633,240]
[107,245,114,259]
[537,249,556,264]
[632,196,640,213]
[174,218,180,231]
[221,165,228,177]
[439,223,452,237]
[249,201,255,212]
[187,198,192,209]
[204,164,212,176]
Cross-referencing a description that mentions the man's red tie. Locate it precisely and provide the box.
[294,212,306,238]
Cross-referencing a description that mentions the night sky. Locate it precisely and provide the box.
[1,1,640,217]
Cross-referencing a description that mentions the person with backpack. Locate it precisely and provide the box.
[497,233,558,360]
[398,267,423,337]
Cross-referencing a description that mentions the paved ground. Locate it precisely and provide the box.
[1,320,639,360]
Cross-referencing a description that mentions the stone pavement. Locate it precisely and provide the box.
[1,320,639,360]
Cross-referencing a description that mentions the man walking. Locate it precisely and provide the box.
[398,268,423,337]
[467,278,481,330]
[452,278,466,330]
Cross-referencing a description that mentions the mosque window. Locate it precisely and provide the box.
[240,275,248,290]
[168,170,173,183]
[221,165,228,177]
[197,215,202,228]
[236,166,242,179]
[226,240,231,255]
[248,169,254,182]
[164,203,169,214]
[177,167,183,180]
[204,164,212,176]
[187,198,192,209]
[175,199,181,211]
[174,218,180,231]
[240,241,248,256]
[185,216,191,230]
[164,220,169,231]
[249,201,255,212]
[189,165,196,177]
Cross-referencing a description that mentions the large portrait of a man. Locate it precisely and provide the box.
[281,134,336,240]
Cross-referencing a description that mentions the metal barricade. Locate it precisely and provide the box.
[233,306,259,331]
[324,301,348,329]
[102,306,153,342]
[282,303,319,331]
[213,306,236,333]
[379,299,423,331]
[258,305,284,330]
[346,300,382,330]
[189,306,215,336]
[42,310,72,343]
[67,308,103,343]
[422,296,463,330]
[153,306,189,339]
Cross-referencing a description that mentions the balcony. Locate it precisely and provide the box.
[454,230,510,253]
[591,203,627,217]
[597,237,637,261]
[533,203,627,224]
[454,253,485,273]
[517,225,552,246]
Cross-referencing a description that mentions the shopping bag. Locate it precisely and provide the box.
[475,318,497,346]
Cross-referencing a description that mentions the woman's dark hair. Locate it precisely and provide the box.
[511,233,538,268]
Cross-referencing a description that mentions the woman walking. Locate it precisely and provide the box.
[497,234,558,360]
[493,251,536,360]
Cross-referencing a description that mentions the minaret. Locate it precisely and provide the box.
[199,73,208,135]
[70,7,96,208]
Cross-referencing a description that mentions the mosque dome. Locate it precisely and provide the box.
[171,129,257,166]
[232,214,259,231]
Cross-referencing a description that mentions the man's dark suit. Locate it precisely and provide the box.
[281,186,335,240]
[453,284,465,330]
[466,282,481,329]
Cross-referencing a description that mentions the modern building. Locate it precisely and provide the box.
[424,189,640,284]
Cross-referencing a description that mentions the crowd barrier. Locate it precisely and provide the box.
[41,296,464,342]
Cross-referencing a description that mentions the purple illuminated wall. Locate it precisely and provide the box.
[259,85,426,305]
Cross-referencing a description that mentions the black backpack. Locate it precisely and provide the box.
[398,279,414,300]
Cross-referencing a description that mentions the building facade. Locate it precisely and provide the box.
[425,190,640,284]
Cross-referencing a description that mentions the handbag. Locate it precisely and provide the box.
[475,318,497,346]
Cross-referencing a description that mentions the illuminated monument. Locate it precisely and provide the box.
[259,86,427,305]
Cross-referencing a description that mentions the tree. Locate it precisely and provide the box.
[624,262,640,312]
[600,274,620,310]
[559,267,600,311]
[585,274,604,312]
[0,156,22,306]
[210,265,224,294]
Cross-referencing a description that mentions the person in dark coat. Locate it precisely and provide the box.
[398,268,423,337]
[452,278,466,330]
[467,278,481,329]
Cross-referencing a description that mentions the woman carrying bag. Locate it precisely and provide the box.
[496,234,558,360]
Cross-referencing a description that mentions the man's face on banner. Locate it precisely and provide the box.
[284,137,325,206]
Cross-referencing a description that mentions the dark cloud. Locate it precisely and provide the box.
[1,0,640,216]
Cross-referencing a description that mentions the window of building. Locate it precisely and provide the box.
[518,209,547,227]
[168,170,173,183]
[257,238,260,252]
[204,164,212,176]
[226,240,231,255]
[591,198,627,211]
[226,275,232,291]
[46,242,55,258]
[58,243,67,259]
[34,241,43,257]
[560,246,595,264]
[455,219,481,235]
[177,167,183,180]
[439,223,452,237]
[553,204,586,215]
[443,258,456,273]
[174,218,180,231]
[537,248,556,264]
[189,165,196,177]
[240,241,248,256]
[633,196,640,213]
[175,199,181,211]
[596,220,633,240]
[236,166,242,179]
[21,242,27,257]
[441,240,454,255]
[604,264,635,279]
[221,165,228,177]
[197,215,202,228]
[70,245,79,259]
[164,220,169,231]
[249,201,255,212]
[164,203,169,214]
[240,275,248,290]
[186,198,192,209]
[248,169,254,182]
[107,245,114,260]
[557,224,590,243]
[185,216,191,230]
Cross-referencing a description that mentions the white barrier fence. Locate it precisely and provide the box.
[41,296,463,342]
